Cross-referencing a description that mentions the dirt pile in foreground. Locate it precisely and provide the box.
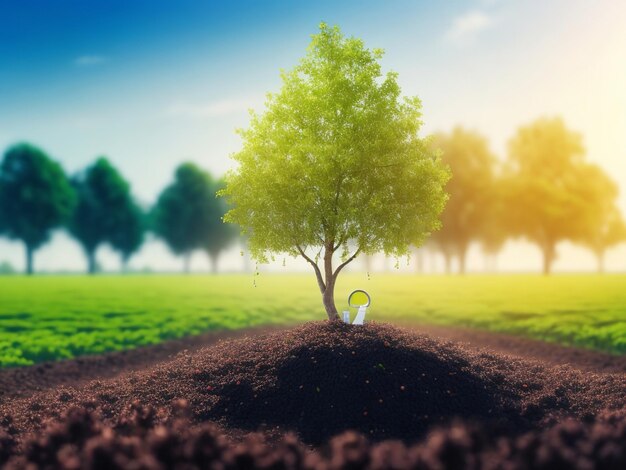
[1,405,626,469]
[1,322,625,449]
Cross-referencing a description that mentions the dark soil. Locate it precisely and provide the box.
[2,323,625,437]
[2,405,626,469]
[1,321,625,468]
[3,321,622,406]
[0,326,281,404]
[414,323,626,374]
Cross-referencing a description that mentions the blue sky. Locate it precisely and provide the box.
[1,0,625,272]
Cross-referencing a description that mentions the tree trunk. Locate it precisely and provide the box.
[297,243,360,322]
[322,278,338,321]
[322,247,339,320]
[542,255,550,275]
[444,253,452,275]
[87,249,97,275]
[596,250,605,274]
[428,248,436,274]
[414,248,424,273]
[183,253,191,274]
[25,244,34,276]
[120,256,129,273]
[541,243,555,275]
[209,252,219,274]
[458,245,468,275]
[492,255,498,273]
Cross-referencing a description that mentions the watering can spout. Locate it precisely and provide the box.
[352,305,367,325]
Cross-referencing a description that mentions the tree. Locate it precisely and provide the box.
[411,245,426,273]
[479,176,509,272]
[69,158,138,274]
[0,260,16,275]
[110,200,146,271]
[430,128,497,274]
[0,143,75,274]
[585,207,626,273]
[505,117,589,274]
[220,24,449,319]
[574,164,626,273]
[204,179,238,273]
[0,182,3,235]
[153,163,219,272]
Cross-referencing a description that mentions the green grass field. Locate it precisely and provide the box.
[1,274,625,367]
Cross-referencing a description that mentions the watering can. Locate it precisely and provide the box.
[343,289,370,325]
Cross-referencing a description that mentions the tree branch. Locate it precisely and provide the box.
[326,173,346,253]
[296,244,326,293]
[332,234,347,252]
[347,163,405,177]
[333,247,362,278]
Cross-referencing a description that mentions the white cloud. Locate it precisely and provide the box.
[165,97,264,119]
[445,11,493,45]
[74,55,107,67]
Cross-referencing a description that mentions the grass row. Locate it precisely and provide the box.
[0,274,625,367]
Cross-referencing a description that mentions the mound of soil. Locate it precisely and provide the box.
[2,322,625,449]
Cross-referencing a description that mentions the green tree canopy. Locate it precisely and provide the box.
[153,163,220,272]
[221,24,450,319]
[110,200,146,270]
[430,128,497,274]
[504,117,589,274]
[0,143,75,274]
[0,260,15,275]
[69,157,139,274]
[0,183,4,235]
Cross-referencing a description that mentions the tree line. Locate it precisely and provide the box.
[1,116,624,276]
[0,143,237,274]
[429,117,626,274]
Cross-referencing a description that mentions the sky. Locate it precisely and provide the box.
[0,0,625,273]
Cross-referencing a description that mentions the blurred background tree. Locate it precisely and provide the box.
[0,260,16,275]
[1,113,624,275]
[504,117,589,275]
[110,200,146,272]
[69,158,140,274]
[204,178,238,273]
[0,143,75,275]
[584,206,626,273]
[479,177,509,272]
[574,164,626,273]
[430,128,497,274]
[153,163,220,273]
[0,180,3,238]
